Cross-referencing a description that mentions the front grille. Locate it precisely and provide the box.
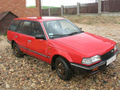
[101,49,114,60]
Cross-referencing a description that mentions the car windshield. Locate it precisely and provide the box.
[43,19,83,39]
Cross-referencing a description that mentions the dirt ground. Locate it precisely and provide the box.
[0,16,120,89]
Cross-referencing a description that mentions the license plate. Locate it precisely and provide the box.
[106,55,116,66]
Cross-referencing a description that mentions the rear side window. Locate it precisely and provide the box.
[16,21,23,33]
[20,21,31,35]
[9,20,20,31]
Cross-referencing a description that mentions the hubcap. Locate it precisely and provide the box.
[57,62,65,76]
[14,45,19,55]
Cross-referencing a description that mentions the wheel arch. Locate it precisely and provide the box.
[11,40,16,49]
[51,54,71,70]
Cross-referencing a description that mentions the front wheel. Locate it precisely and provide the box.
[13,43,23,57]
[55,57,72,80]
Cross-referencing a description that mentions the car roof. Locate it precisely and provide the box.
[14,16,64,22]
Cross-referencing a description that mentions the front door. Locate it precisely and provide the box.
[26,21,48,62]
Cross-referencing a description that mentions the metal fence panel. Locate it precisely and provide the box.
[42,0,120,16]
[102,0,120,12]
[80,3,98,13]
[64,8,77,15]
[42,9,49,16]
[51,8,61,16]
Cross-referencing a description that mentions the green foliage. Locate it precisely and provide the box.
[4,31,7,36]
[26,6,36,8]
[42,6,59,9]
[118,22,120,24]
[26,5,59,9]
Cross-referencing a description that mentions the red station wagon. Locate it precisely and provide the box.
[7,17,119,80]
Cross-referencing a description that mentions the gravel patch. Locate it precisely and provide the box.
[0,24,120,89]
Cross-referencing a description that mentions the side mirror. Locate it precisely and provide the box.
[80,27,82,30]
[35,35,46,40]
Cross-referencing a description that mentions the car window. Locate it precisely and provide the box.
[60,20,77,31]
[9,20,20,31]
[43,19,82,39]
[29,22,44,36]
[20,21,31,35]
[16,21,23,33]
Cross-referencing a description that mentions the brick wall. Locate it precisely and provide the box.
[0,0,40,17]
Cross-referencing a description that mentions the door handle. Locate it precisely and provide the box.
[15,36,18,38]
[28,40,31,43]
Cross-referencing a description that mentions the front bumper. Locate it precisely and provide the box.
[70,50,119,73]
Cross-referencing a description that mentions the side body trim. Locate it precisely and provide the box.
[19,45,48,58]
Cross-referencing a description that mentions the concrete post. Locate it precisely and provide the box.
[77,3,80,15]
[98,0,102,14]
[61,5,64,16]
[48,8,51,16]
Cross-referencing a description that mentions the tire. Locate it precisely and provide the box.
[13,43,23,57]
[55,57,72,80]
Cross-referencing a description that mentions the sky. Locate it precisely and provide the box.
[26,0,96,7]
[42,0,96,7]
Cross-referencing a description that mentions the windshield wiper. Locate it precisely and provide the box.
[50,31,84,39]
[68,31,84,35]
[50,34,68,39]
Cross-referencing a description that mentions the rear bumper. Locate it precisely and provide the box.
[7,39,11,44]
[70,50,119,73]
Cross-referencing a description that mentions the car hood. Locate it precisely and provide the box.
[50,32,116,57]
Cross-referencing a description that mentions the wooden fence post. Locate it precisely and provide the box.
[77,3,80,15]
[61,5,64,16]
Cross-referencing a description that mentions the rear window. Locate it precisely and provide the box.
[9,20,20,31]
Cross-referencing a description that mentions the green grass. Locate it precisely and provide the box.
[42,6,59,9]
[118,22,120,24]
[4,32,7,36]
[26,6,36,8]
[26,5,59,9]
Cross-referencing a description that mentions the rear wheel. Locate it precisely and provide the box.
[13,43,23,57]
[55,57,72,80]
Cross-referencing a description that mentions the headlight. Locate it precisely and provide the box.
[114,45,117,51]
[82,55,101,65]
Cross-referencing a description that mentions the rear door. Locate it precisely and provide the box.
[16,20,31,54]
[26,21,48,62]
[7,20,27,53]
